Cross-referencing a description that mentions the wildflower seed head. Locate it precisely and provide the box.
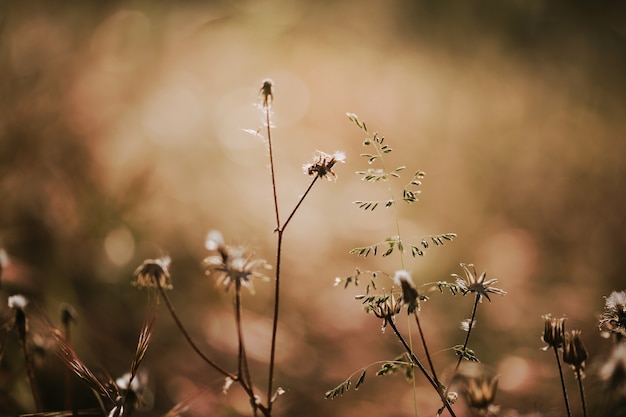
[541,314,566,351]
[132,257,173,290]
[453,263,506,302]
[303,150,346,181]
[599,290,626,341]
[204,233,271,294]
[600,343,626,394]
[393,270,419,313]
[562,330,588,376]
[8,294,28,340]
[115,372,151,411]
[8,294,28,310]
[259,78,274,108]
[463,374,499,411]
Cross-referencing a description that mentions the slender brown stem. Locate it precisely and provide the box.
[453,293,480,376]
[265,104,280,229]
[553,346,572,417]
[576,369,588,417]
[63,317,74,411]
[282,177,318,232]
[388,318,457,417]
[235,280,253,392]
[21,336,42,412]
[412,311,440,385]
[267,229,283,411]
[156,284,235,379]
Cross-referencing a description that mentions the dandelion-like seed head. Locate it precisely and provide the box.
[8,294,28,339]
[541,314,566,351]
[8,294,28,310]
[132,257,173,290]
[259,79,274,108]
[393,270,420,313]
[303,150,346,181]
[204,231,271,294]
[600,290,626,341]
[562,330,588,376]
[453,263,506,302]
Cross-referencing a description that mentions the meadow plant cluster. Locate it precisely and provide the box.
[1,81,626,417]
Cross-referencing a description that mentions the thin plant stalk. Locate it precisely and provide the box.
[453,293,480,376]
[15,308,42,413]
[21,334,42,412]
[388,318,457,417]
[156,283,234,380]
[552,346,572,417]
[62,313,75,411]
[234,280,254,394]
[575,369,588,417]
[264,98,321,411]
[412,311,440,386]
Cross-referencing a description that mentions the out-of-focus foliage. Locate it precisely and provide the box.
[1,0,625,416]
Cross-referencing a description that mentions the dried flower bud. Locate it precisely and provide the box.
[259,79,274,108]
[132,257,173,290]
[463,374,499,411]
[541,314,566,351]
[562,330,588,376]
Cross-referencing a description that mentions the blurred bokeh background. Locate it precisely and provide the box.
[1,0,626,415]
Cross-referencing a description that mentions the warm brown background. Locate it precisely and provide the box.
[1,1,625,416]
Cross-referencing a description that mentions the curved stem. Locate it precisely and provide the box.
[156,284,235,379]
[388,319,456,417]
[553,346,572,417]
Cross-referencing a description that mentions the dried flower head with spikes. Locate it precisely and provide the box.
[204,230,271,294]
[132,257,173,290]
[303,150,346,181]
[453,263,506,303]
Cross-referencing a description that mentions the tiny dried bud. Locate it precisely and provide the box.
[259,79,274,108]
[61,303,78,327]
